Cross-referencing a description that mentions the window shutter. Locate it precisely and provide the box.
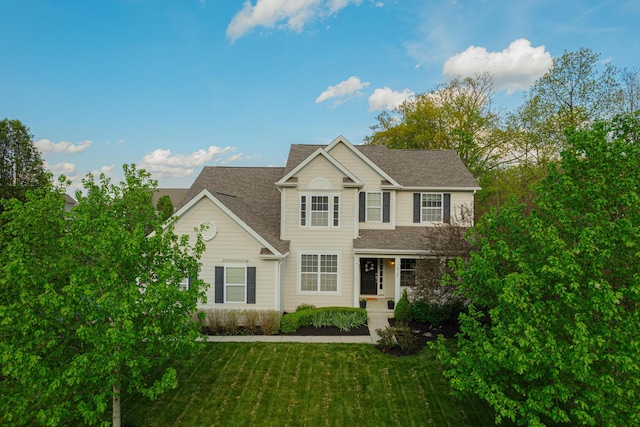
[382,192,390,223]
[358,192,366,222]
[413,193,420,223]
[187,276,192,291]
[247,267,256,304]
[300,195,306,226]
[443,193,451,224]
[214,266,224,303]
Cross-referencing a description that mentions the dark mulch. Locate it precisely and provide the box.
[381,318,460,356]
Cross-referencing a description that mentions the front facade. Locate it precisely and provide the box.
[171,136,480,312]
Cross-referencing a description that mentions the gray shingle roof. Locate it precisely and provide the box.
[354,226,469,253]
[177,167,290,255]
[284,143,480,189]
[153,188,189,210]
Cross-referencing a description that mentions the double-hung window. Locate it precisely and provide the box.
[300,194,339,228]
[400,259,417,287]
[300,253,339,293]
[224,266,247,303]
[366,192,382,222]
[421,193,443,222]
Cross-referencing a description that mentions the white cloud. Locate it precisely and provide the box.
[316,76,370,106]
[46,162,77,176]
[227,0,362,41]
[368,87,414,112]
[139,146,235,178]
[35,139,93,155]
[442,38,553,94]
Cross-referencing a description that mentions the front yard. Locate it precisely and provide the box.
[121,342,498,426]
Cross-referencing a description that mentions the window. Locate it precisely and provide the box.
[300,195,340,228]
[300,253,339,292]
[400,258,416,287]
[225,266,246,303]
[178,277,191,291]
[366,192,382,222]
[421,193,443,222]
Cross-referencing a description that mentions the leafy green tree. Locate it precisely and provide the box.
[365,73,512,179]
[0,165,207,427]
[0,118,50,207]
[156,194,174,221]
[437,113,640,425]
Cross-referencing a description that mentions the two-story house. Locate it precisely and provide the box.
[170,136,480,312]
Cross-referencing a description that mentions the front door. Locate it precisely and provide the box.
[360,258,378,295]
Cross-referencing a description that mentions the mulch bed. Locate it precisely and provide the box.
[201,324,370,336]
[382,318,460,356]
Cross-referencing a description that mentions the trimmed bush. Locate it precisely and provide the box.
[394,289,413,323]
[259,310,281,335]
[296,303,316,312]
[411,299,466,328]
[280,307,368,334]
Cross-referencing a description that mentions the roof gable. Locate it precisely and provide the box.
[276,147,362,188]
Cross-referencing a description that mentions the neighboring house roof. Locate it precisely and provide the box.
[176,167,289,255]
[284,142,480,190]
[354,226,470,254]
[153,188,189,210]
[64,194,77,212]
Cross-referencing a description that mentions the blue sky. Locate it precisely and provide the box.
[2,0,639,191]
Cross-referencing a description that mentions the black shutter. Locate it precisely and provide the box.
[358,192,366,222]
[413,193,421,223]
[247,267,256,304]
[382,192,390,223]
[187,276,192,291]
[214,266,224,303]
[443,193,451,224]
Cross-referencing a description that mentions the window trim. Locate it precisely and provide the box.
[224,265,247,303]
[298,251,340,294]
[300,194,340,228]
[366,191,383,222]
[420,192,444,223]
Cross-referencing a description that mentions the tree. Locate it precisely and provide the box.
[365,73,513,179]
[0,118,50,206]
[436,113,640,426]
[156,194,174,221]
[0,165,207,426]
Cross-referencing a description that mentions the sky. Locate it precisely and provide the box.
[2,0,639,192]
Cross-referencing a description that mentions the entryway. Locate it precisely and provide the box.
[360,258,378,295]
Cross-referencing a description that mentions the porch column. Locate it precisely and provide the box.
[394,256,401,302]
[353,255,360,308]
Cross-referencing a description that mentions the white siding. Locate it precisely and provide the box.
[173,197,279,311]
[395,190,475,227]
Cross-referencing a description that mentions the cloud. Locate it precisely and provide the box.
[46,162,77,176]
[227,0,362,41]
[368,87,414,112]
[35,139,93,155]
[139,146,235,178]
[442,38,553,94]
[316,76,370,106]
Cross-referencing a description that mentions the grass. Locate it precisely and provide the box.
[121,343,497,427]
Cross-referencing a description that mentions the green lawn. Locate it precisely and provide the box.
[121,343,497,427]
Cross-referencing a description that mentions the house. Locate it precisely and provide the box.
[170,136,480,312]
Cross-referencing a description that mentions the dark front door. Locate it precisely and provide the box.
[360,258,378,295]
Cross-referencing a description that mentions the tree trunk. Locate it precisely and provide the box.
[113,383,121,427]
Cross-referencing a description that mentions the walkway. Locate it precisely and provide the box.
[206,299,393,344]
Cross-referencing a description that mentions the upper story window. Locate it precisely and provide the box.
[300,194,339,228]
[421,193,443,222]
[359,191,390,223]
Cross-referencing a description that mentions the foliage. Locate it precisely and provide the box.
[394,289,412,323]
[280,307,367,334]
[156,194,174,221]
[120,343,498,426]
[375,322,418,354]
[296,303,316,311]
[0,165,207,427]
[0,118,50,208]
[437,113,640,426]
[243,309,260,335]
[258,310,281,335]
[365,73,511,180]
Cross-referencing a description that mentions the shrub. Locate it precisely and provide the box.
[259,310,281,335]
[205,309,225,334]
[393,322,418,353]
[411,299,467,328]
[296,303,316,312]
[280,307,367,334]
[221,309,241,335]
[376,326,396,351]
[394,289,413,323]
[243,310,260,335]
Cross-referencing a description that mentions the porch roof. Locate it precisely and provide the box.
[354,226,469,254]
